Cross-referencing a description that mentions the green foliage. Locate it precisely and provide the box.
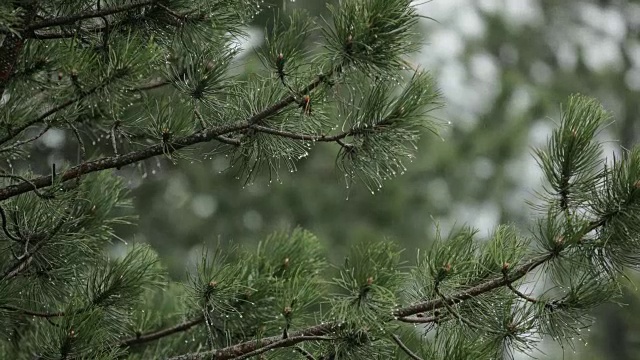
[330,240,404,327]
[337,71,441,190]
[534,95,609,210]
[590,148,640,269]
[418,330,495,360]
[168,36,238,110]
[479,225,529,277]
[324,0,421,72]
[1,244,163,359]
[1,1,640,360]
[258,9,314,83]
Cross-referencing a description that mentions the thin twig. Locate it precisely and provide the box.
[216,135,241,146]
[0,205,20,242]
[502,269,562,311]
[1,241,46,281]
[0,204,72,282]
[96,0,111,52]
[157,3,185,20]
[129,78,170,91]
[294,346,316,360]
[9,227,29,261]
[28,6,203,41]
[0,80,110,146]
[0,173,54,199]
[0,305,64,318]
[194,109,208,130]
[397,315,440,324]
[0,124,51,153]
[434,286,499,334]
[391,334,423,360]
[110,122,120,157]
[119,315,205,347]
[66,120,86,163]
[506,282,540,304]
[0,121,351,201]
[336,138,353,148]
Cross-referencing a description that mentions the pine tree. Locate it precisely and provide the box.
[0,1,638,359]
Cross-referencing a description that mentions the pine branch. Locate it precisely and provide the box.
[27,5,208,40]
[0,119,368,201]
[15,198,583,358]
[119,315,205,348]
[25,1,156,32]
[30,28,107,39]
[0,173,55,199]
[393,254,553,318]
[172,220,604,360]
[150,253,555,360]
[0,70,335,201]
[0,121,250,202]
[0,203,74,281]
[0,123,51,153]
[168,334,335,360]
[0,77,116,146]
[176,216,610,360]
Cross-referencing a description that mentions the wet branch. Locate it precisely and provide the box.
[0,70,332,201]
[119,315,205,348]
[141,254,553,360]
[26,1,156,31]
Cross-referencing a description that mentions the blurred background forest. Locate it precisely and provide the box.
[32,0,640,358]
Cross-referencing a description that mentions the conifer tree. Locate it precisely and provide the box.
[0,1,639,359]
